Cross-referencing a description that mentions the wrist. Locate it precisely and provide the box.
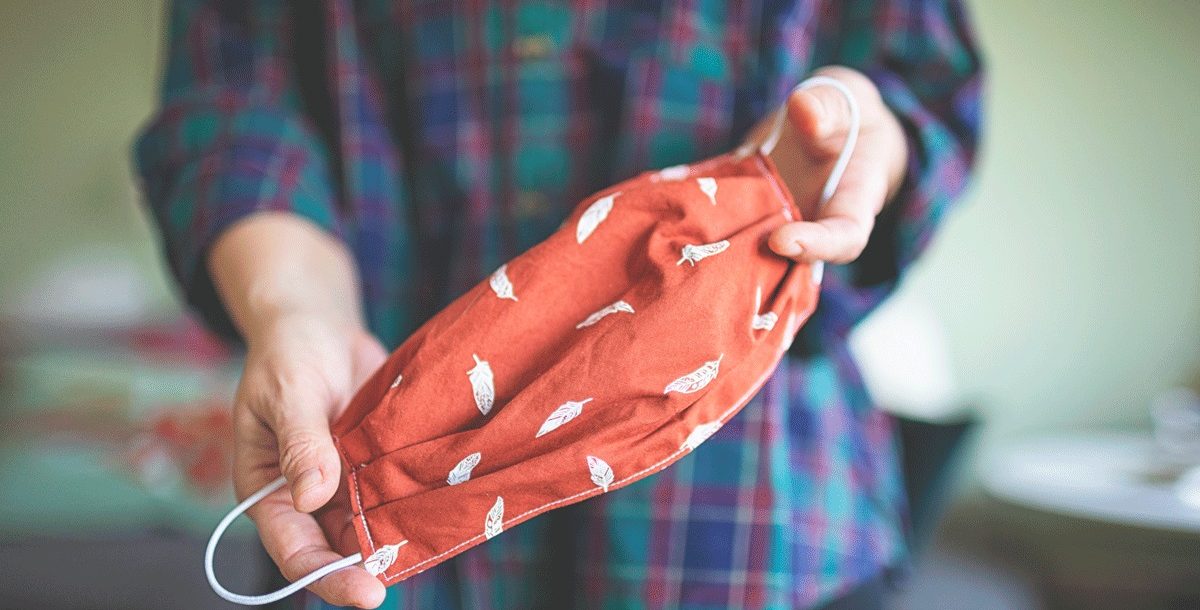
[244,308,362,352]
[208,212,365,345]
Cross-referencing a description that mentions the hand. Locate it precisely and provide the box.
[209,213,388,608]
[233,315,388,608]
[749,66,909,265]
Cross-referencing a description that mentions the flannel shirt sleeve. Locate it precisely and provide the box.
[799,0,984,347]
[132,0,343,341]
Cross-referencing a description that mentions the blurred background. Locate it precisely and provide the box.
[0,1,1197,609]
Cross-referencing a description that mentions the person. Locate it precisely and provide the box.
[134,2,983,608]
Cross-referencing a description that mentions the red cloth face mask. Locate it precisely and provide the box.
[205,77,860,605]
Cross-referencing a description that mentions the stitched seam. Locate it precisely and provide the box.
[350,465,376,553]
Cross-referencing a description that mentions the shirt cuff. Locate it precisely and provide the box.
[135,100,345,343]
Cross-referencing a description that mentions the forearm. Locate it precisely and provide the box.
[207,211,365,346]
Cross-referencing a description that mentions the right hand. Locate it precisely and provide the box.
[233,314,388,608]
[207,212,389,608]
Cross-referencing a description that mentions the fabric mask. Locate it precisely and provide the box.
[205,76,860,605]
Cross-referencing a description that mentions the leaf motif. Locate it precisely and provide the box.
[489,264,518,301]
[535,398,592,438]
[663,354,724,395]
[586,455,614,492]
[467,354,495,416]
[389,372,403,389]
[575,300,635,329]
[447,452,482,486]
[752,312,778,331]
[681,421,723,452]
[676,239,730,266]
[484,496,504,540]
[654,164,690,181]
[576,192,619,244]
[362,541,407,576]
[697,177,718,205]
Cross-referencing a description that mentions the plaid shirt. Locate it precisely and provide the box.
[134,1,982,608]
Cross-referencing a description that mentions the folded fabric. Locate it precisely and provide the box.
[204,76,860,606]
[325,147,819,577]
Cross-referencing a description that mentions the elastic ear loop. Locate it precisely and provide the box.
[205,475,365,606]
[757,75,861,284]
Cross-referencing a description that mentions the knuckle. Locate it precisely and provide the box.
[836,235,870,264]
[279,433,326,476]
[242,364,339,430]
[850,215,875,239]
[280,545,320,580]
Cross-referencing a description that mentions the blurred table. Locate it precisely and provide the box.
[979,430,1200,609]
[982,430,1200,533]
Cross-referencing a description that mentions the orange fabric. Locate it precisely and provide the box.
[317,148,820,583]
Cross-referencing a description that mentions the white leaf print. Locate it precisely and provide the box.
[575,300,635,329]
[751,285,777,331]
[681,421,723,452]
[535,398,593,438]
[663,354,724,395]
[389,372,403,389]
[811,260,825,284]
[655,164,690,181]
[467,354,495,416]
[586,455,614,492]
[447,452,482,486]
[489,264,518,301]
[676,239,730,266]
[362,541,407,576]
[697,177,718,205]
[752,311,778,331]
[484,496,504,540]
[576,192,620,244]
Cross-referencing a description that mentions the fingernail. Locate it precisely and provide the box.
[785,241,805,257]
[295,468,322,495]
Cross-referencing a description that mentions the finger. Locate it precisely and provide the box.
[252,488,386,608]
[769,169,887,264]
[272,390,343,513]
[769,216,872,265]
[785,85,854,158]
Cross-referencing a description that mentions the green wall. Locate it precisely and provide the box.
[902,0,1200,461]
[1,2,1196,463]
[0,1,171,313]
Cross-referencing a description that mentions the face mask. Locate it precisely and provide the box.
[205,76,860,605]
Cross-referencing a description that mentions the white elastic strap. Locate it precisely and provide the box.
[758,75,861,206]
[205,475,364,606]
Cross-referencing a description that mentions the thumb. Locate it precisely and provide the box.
[785,84,853,152]
[275,403,343,513]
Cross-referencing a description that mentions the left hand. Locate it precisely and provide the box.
[747,66,909,265]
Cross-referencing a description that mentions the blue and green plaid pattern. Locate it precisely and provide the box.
[134,1,983,608]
